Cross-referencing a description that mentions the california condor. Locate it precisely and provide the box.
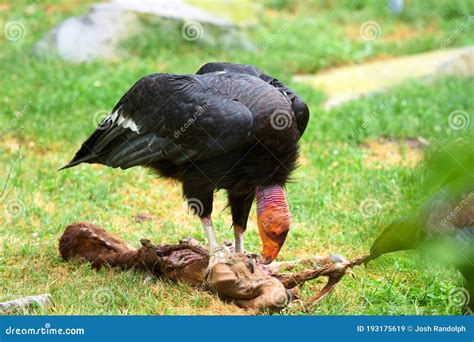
[61,62,310,265]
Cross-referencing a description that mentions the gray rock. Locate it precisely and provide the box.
[34,6,140,62]
[0,293,53,313]
[33,0,254,63]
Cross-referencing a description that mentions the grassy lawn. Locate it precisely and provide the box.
[1,1,473,314]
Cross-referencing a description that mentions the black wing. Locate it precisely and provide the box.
[196,62,309,138]
[61,74,253,170]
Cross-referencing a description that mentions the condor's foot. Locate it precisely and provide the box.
[205,244,258,279]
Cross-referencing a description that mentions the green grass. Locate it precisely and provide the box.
[0,1,473,315]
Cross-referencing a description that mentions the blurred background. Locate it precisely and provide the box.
[0,0,473,315]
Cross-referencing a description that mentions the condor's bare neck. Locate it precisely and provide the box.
[256,185,288,216]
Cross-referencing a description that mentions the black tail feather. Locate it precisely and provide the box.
[58,154,101,171]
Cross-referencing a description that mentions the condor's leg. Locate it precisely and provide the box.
[183,183,219,252]
[228,192,254,253]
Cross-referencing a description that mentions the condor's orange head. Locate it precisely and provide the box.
[256,185,290,264]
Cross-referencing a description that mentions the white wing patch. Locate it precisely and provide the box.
[116,115,125,126]
[109,108,140,133]
[121,117,139,132]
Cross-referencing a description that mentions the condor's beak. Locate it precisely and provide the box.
[256,207,290,265]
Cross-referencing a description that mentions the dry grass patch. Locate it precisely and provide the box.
[361,137,428,170]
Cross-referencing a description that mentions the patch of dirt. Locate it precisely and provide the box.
[33,193,56,217]
[362,137,429,170]
[383,22,440,43]
[0,136,62,156]
[43,1,85,14]
[346,22,440,43]
[1,137,23,151]
[0,4,11,12]
[298,154,309,167]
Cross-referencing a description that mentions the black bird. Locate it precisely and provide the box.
[61,62,309,265]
